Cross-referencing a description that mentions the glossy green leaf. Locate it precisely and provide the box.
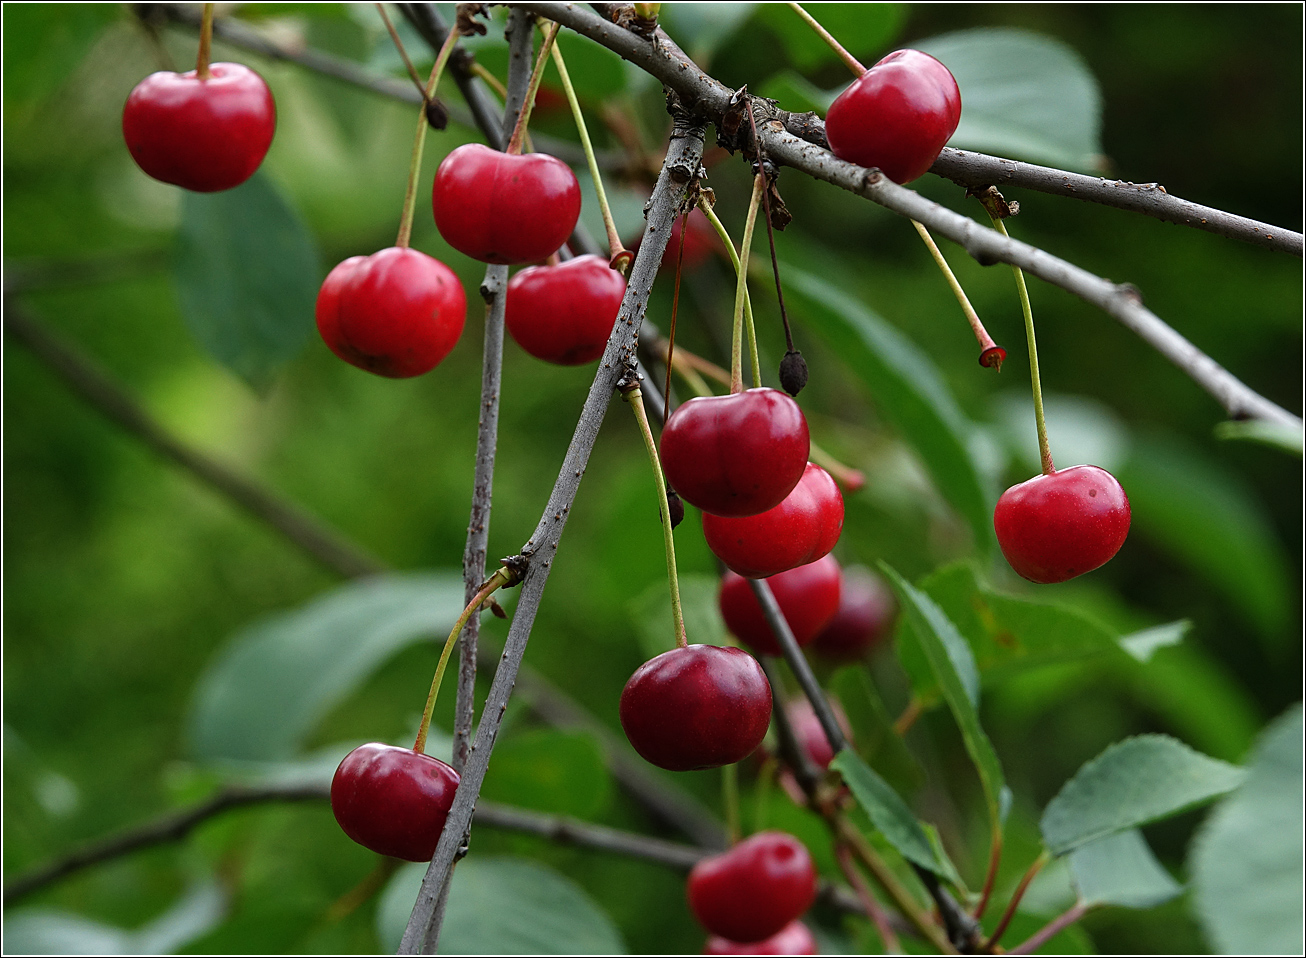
[1214,419,1304,456]
[1190,703,1303,955]
[1041,735,1246,855]
[174,172,321,389]
[1069,829,1182,909]
[188,572,465,762]
[378,857,627,954]
[785,265,995,552]
[829,748,946,878]
[880,564,1005,827]
[914,28,1103,170]
[481,729,612,819]
[754,4,905,72]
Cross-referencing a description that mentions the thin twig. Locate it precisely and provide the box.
[836,841,901,953]
[1005,902,1090,955]
[983,850,1051,951]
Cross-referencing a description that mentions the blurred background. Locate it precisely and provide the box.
[4,3,1301,954]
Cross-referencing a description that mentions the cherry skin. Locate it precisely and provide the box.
[704,921,818,955]
[432,143,581,265]
[811,565,897,660]
[330,743,460,862]
[122,62,276,193]
[785,697,855,771]
[316,247,466,378]
[620,645,772,772]
[504,254,626,365]
[718,555,842,657]
[687,831,818,943]
[703,463,843,579]
[825,49,961,185]
[994,464,1131,584]
[660,388,810,518]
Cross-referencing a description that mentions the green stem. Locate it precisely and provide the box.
[989,215,1053,474]
[973,823,1004,922]
[414,567,515,755]
[623,386,688,649]
[195,3,214,78]
[395,28,459,249]
[840,821,957,954]
[983,849,1051,950]
[696,197,762,389]
[550,41,631,271]
[722,763,740,845]
[376,2,428,98]
[911,220,1005,370]
[727,177,766,394]
[786,2,865,77]
[505,21,561,156]
[663,211,689,428]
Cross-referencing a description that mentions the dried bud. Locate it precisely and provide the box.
[665,488,685,529]
[979,345,1006,372]
[779,349,809,396]
[425,98,449,131]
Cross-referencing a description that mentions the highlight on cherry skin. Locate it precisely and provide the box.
[330,743,460,863]
[704,920,818,955]
[505,254,627,365]
[718,554,843,658]
[993,464,1131,584]
[824,49,961,185]
[122,62,276,193]
[687,830,819,944]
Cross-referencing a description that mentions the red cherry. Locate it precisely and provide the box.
[504,254,626,365]
[703,463,844,579]
[660,388,810,518]
[330,743,460,862]
[811,565,897,660]
[825,49,961,184]
[315,247,466,378]
[718,555,842,657]
[620,645,772,772]
[994,464,1131,584]
[687,831,818,943]
[785,697,855,771]
[122,62,275,193]
[704,920,818,955]
[432,143,581,264]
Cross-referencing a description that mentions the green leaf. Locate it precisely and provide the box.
[785,264,995,552]
[174,172,321,389]
[481,729,612,819]
[549,31,627,102]
[188,572,465,762]
[879,564,1006,828]
[631,573,729,662]
[1214,419,1304,456]
[2,5,120,114]
[1118,620,1190,662]
[827,666,923,795]
[829,748,946,878]
[658,4,757,66]
[914,28,1103,171]
[1190,703,1303,955]
[377,857,627,954]
[754,4,905,72]
[1069,830,1182,909]
[1040,735,1246,856]
[756,70,833,116]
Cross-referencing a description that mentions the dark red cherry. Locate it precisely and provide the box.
[504,254,626,365]
[825,49,961,184]
[316,247,466,378]
[432,143,581,264]
[687,831,818,943]
[811,565,897,660]
[122,62,275,193]
[718,555,842,657]
[620,645,772,772]
[703,463,843,579]
[704,921,818,955]
[993,464,1130,584]
[660,388,810,518]
[330,743,460,862]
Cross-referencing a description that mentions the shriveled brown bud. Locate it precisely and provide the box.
[779,349,808,396]
[665,488,685,529]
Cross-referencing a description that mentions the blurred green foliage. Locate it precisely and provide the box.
[4,3,1300,955]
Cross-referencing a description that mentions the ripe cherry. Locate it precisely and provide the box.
[330,743,460,862]
[994,464,1131,584]
[122,62,276,193]
[316,247,466,378]
[704,921,818,955]
[703,463,843,579]
[620,645,771,772]
[718,555,842,657]
[785,697,853,771]
[687,831,818,943]
[825,49,961,184]
[811,565,897,660]
[504,254,626,365]
[432,143,581,264]
[660,388,810,518]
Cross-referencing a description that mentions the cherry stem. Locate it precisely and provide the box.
[745,103,797,354]
[973,827,1004,923]
[721,763,741,846]
[836,842,902,953]
[808,439,865,492]
[721,181,766,393]
[983,850,1051,950]
[414,566,515,755]
[470,61,508,99]
[550,42,632,272]
[663,210,689,428]
[891,697,923,736]
[911,220,1005,372]
[376,2,429,101]
[395,28,459,249]
[505,20,561,156]
[659,339,715,399]
[786,2,865,78]
[988,213,1054,475]
[696,198,761,386]
[195,3,214,79]
[623,384,688,650]
[1006,902,1089,955]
